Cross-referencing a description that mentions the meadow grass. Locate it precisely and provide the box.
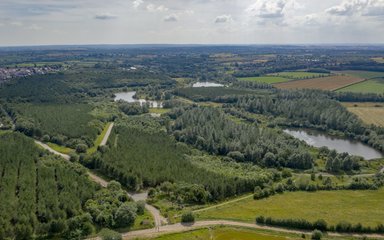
[196,189,384,227]
[149,108,171,114]
[238,76,291,84]
[46,142,74,154]
[87,122,111,155]
[145,226,297,240]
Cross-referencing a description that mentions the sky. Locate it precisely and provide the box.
[0,0,384,46]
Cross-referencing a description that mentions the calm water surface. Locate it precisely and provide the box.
[284,129,383,160]
[114,91,163,108]
[192,82,224,87]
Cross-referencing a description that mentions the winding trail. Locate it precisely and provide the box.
[121,220,384,239]
[34,122,167,228]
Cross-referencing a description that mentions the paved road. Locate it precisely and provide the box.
[100,122,114,146]
[121,220,384,239]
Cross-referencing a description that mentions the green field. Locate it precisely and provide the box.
[145,227,296,240]
[238,76,291,84]
[338,71,384,79]
[337,78,384,94]
[197,189,384,227]
[271,71,329,79]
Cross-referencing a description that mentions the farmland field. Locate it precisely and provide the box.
[197,189,384,227]
[270,71,330,79]
[274,75,364,91]
[336,71,384,79]
[372,57,384,63]
[145,227,297,240]
[238,76,291,84]
[342,102,384,126]
[337,78,384,94]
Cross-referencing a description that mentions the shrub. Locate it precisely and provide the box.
[311,230,322,240]
[256,216,265,224]
[181,212,195,223]
[99,228,122,240]
[76,144,88,153]
[136,200,146,215]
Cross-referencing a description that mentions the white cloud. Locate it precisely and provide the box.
[146,4,168,12]
[94,12,117,20]
[133,0,143,9]
[28,24,42,30]
[215,14,233,23]
[164,14,178,22]
[10,21,23,27]
[326,0,369,16]
[363,0,384,16]
[246,0,299,19]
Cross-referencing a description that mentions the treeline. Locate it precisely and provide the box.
[225,90,384,153]
[170,107,313,169]
[0,68,176,103]
[256,216,384,234]
[118,101,149,115]
[0,133,96,239]
[87,118,274,202]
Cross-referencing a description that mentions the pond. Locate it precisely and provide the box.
[284,129,383,160]
[192,82,224,87]
[114,91,163,108]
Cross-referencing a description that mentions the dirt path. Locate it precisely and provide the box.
[121,220,384,239]
[100,122,114,146]
[34,140,70,160]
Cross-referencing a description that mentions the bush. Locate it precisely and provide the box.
[136,200,146,215]
[76,144,88,153]
[99,228,122,240]
[256,216,265,224]
[311,230,322,240]
[114,202,137,228]
[181,212,195,223]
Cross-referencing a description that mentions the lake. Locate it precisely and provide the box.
[284,129,383,160]
[114,91,163,108]
[192,82,224,87]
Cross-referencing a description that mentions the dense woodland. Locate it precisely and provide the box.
[88,117,274,202]
[170,107,314,169]
[0,133,96,239]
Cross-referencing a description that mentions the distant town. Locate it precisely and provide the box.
[0,66,61,82]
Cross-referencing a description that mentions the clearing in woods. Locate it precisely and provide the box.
[273,75,364,91]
